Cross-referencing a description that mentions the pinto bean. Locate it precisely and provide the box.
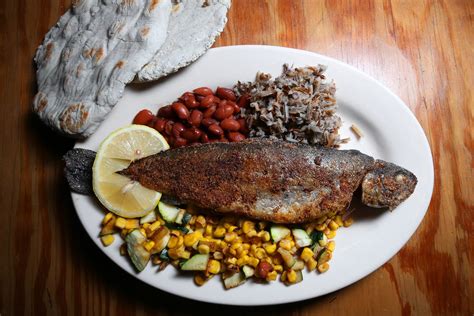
[171,102,190,120]
[216,87,236,101]
[220,118,240,131]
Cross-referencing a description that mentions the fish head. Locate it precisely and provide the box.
[361,160,417,210]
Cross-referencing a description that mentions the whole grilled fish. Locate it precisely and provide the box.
[115,139,417,223]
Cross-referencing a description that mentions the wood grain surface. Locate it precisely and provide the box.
[0,0,472,315]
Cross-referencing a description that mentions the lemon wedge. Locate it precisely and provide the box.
[92,125,170,218]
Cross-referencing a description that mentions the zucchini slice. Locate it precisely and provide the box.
[242,265,255,278]
[159,249,170,261]
[149,226,170,254]
[164,223,189,234]
[317,249,332,265]
[310,231,325,245]
[292,229,312,248]
[270,225,291,243]
[277,247,296,268]
[158,201,181,223]
[181,254,210,271]
[223,272,246,289]
[100,216,117,236]
[126,229,150,272]
[140,209,157,224]
[182,213,192,225]
[292,259,305,271]
[174,209,186,225]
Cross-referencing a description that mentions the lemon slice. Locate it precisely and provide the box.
[92,125,170,218]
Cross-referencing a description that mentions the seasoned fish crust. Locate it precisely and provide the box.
[120,139,382,223]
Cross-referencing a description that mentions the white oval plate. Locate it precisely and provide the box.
[73,45,433,306]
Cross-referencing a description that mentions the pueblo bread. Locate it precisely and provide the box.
[33,0,172,138]
[136,0,231,82]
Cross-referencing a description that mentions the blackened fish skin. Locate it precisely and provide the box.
[119,139,417,223]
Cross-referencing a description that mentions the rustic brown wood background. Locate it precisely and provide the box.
[0,0,472,315]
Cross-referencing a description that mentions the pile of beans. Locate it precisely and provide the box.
[132,87,250,148]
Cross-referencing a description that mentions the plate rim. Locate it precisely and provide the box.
[72,45,434,306]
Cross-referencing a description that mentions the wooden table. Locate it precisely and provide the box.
[1,0,472,314]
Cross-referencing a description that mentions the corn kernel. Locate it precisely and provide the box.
[328,220,339,231]
[264,243,277,254]
[266,270,278,281]
[257,231,271,242]
[119,243,127,255]
[120,229,128,239]
[143,240,155,252]
[148,221,161,233]
[125,219,140,229]
[335,215,344,227]
[213,252,224,260]
[195,215,206,228]
[168,236,179,248]
[224,232,237,243]
[237,248,248,258]
[188,216,196,225]
[230,242,242,250]
[307,258,317,271]
[236,257,248,266]
[279,239,292,251]
[242,221,255,234]
[343,217,354,227]
[246,229,257,237]
[221,245,229,254]
[326,230,336,239]
[102,212,114,225]
[142,223,150,229]
[100,234,115,247]
[226,257,237,265]
[327,241,336,252]
[272,256,283,265]
[194,274,206,286]
[157,218,165,225]
[178,249,191,259]
[198,244,210,254]
[248,257,259,268]
[287,269,297,283]
[139,228,147,237]
[274,264,283,273]
[300,247,314,262]
[281,271,287,282]
[115,217,127,229]
[213,226,226,238]
[317,262,330,273]
[318,237,328,247]
[243,244,250,250]
[315,223,326,231]
[207,260,221,274]
[177,236,184,247]
[168,247,183,260]
[205,225,213,236]
[184,231,202,247]
[227,225,237,233]
[323,227,331,236]
[255,248,266,259]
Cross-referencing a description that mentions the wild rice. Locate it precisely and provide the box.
[234,64,348,147]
